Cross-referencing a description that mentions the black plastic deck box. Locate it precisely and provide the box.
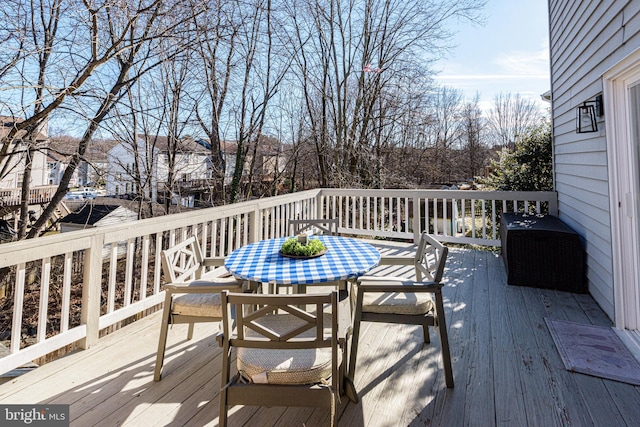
[500,213,586,293]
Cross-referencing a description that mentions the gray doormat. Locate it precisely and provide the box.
[545,318,640,386]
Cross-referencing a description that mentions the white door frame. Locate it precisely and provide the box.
[603,49,640,331]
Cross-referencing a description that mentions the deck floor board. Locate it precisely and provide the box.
[1,244,639,426]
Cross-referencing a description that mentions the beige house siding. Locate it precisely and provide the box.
[549,0,640,319]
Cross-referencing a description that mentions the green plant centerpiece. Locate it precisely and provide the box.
[279,236,327,258]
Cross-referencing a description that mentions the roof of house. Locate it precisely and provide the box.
[48,137,117,163]
[0,116,48,142]
[60,204,136,227]
[140,135,212,155]
[105,134,285,157]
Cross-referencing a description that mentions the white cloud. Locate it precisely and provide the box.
[494,47,549,76]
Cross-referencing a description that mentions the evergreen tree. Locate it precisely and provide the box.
[481,121,553,191]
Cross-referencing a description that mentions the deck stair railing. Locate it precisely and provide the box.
[0,188,557,376]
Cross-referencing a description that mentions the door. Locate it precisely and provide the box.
[604,53,640,335]
[624,81,640,331]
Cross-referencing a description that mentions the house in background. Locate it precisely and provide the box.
[0,116,49,189]
[77,139,116,187]
[46,137,81,187]
[105,135,286,206]
[59,203,138,257]
[48,138,117,188]
[548,1,640,352]
[59,204,138,232]
[106,135,214,205]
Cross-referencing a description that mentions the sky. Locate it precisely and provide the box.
[433,0,550,111]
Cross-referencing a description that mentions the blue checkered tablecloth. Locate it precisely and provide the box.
[224,236,381,285]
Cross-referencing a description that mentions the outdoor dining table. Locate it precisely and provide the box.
[223,235,381,293]
[224,234,377,402]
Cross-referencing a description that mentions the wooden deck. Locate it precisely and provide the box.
[1,244,640,426]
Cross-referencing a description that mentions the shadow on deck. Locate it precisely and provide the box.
[1,244,639,426]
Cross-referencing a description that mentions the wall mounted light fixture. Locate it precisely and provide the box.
[576,95,603,133]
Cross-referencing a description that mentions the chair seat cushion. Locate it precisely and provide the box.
[172,293,223,317]
[237,314,332,385]
[361,279,434,315]
[170,277,242,317]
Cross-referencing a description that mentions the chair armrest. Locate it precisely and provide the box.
[165,279,243,294]
[356,279,443,293]
[202,256,226,267]
[201,257,233,279]
[357,275,410,282]
[378,255,415,266]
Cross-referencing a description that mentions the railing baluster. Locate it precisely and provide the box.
[124,238,134,306]
[470,199,476,239]
[108,244,118,313]
[269,207,275,238]
[482,200,487,240]
[492,200,497,239]
[461,198,466,237]
[373,197,378,230]
[61,252,72,333]
[154,232,162,294]
[396,197,401,233]
[220,217,227,256]
[201,222,209,255]
[423,197,428,234]
[359,196,364,230]
[383,197,388,231]
[37,257,51,343]
[140,235,150,300]
[11,264,26,353]
[432,198,438,234]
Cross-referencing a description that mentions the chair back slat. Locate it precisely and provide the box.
[222,291,337,350]
[414,232,448,283]
[289,218,338,236]
[161,236,205,283]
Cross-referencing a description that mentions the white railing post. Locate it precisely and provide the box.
[81,233,104,349]
[249,207,261,243]
[316,191,324,220]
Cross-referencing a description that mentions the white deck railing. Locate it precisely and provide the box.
[0,188,556,375]
[0,185,58,206]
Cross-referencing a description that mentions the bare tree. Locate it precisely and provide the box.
[458,93,486,180]
[285,0,484,188]
[107,24,200,216]
[227,0,291,203]
[426,85,463,183]
[190,0,242,203]
[486,92,544,148]
[16,0,207,238]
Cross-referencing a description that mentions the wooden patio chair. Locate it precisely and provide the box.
[154,236,243,381]
[348,232,454,388]
[289,218,339,236]
[217,290,349,426]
